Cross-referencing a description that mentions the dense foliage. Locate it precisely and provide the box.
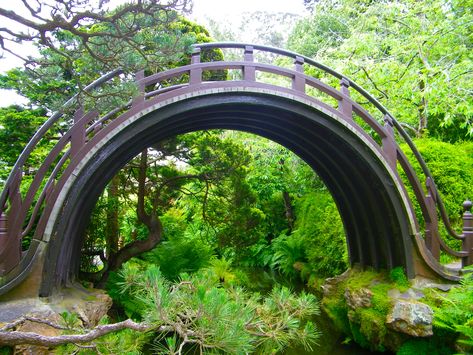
[431,274,473,351]
[0,106,48,186]
[289,0,473,139]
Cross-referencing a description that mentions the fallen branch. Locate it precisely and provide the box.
[0,319,155,347]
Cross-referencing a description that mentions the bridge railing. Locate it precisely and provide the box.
[190,43,472,269]
[0,42,471,284]
[0,69,124,276]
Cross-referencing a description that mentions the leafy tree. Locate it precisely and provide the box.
[0,106,48,185]
[207,11,300,48]
[289,0,473,139]
[0,0,191,68]
[0,15,216,110]
[287,12,349,57]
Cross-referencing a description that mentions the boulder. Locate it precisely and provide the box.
[51,285,112,328]
[412,277,455,292]
[344,287,373,310]
[386,300,433,337]
[322,268,351,298]
[14,310,62,355]
[387,288,424,301]
[0,285,113,354]
[72,291,112,327]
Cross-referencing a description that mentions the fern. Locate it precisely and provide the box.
[270,234,307,279]
[432,274,473,350]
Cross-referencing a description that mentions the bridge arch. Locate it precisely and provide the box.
[39,86,416,295]
[1,43,469,297]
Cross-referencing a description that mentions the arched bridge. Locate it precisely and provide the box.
[0,43,471,297]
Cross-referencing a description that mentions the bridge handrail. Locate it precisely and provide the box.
[0,69,123,213]
[195,42,465,242]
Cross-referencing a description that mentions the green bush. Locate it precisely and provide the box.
[399,139,473,246]
[271,233,307,279]
[431,274,473,352]
[292,191,348,278]
[396,339,454,355]
[389,267,410,290]
[0,347,13,355]
[106,231,214,318]
[139,234,214,282]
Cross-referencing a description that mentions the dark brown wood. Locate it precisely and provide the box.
[462,200,473,267]
[190,47,202,85]
[243,45,256,81]
[338,78,352,119]
[292,56,305,92]
[425,178,440,260]
[382,115,397,170]
[0,211,14,274]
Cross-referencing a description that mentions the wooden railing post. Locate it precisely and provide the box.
[462,200,473,267]
[243,45,256,82]
[0,204,21,276]
[382,115,397,170]
[190,47,202,85]
[0,210,9,276]
[71,106,86,157]
[338,78,352,119]
[425,177,440,260]
[292,56,305,92]
[132,70,145,107]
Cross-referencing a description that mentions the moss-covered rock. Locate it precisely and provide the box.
[386,300,433,337]
[321,266,460,353]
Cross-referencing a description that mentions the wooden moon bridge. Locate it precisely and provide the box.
[0,43,471,297]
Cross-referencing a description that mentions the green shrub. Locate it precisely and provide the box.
[106,232,214,318]
[389,267,410,290]
[399,138,473,254]
[291,191,348,278]
[139,234,214,281]
[431,274,473,352]
[271,233,307,279]
[0,347,13,355]
[396,339,454,355]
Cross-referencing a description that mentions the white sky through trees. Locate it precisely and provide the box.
[0,0,306,107]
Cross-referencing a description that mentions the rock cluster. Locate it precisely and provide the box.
[321,268,451,352]
[0,285,112,354]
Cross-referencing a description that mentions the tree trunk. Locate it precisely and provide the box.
[96,150,163,287]
[418,78,428,136]
[282,191,295,232]
[105,175,120,258]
